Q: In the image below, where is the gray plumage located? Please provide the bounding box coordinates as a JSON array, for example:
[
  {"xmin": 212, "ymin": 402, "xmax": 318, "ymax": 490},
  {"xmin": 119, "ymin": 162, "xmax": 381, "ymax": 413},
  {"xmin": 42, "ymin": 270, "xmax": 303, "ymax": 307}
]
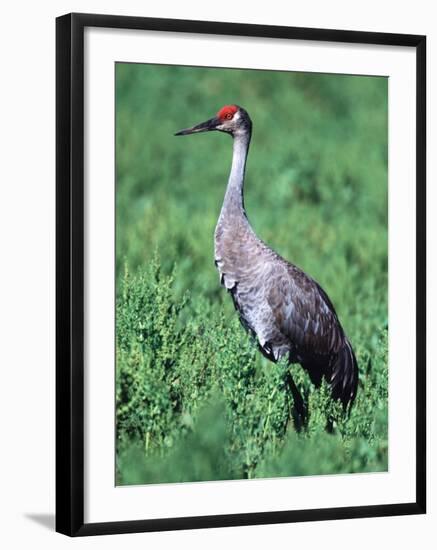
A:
[{"xmin": 176, "ymin": 105, "xmax": 358, "ymax": 407}]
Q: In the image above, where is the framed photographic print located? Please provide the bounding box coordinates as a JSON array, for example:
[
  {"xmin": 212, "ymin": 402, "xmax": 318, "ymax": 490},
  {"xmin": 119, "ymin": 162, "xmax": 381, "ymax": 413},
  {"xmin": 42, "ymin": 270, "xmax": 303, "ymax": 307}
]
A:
[{"xmin": 56, "ymin": 13, "xmax": 426, "ymax": 536}]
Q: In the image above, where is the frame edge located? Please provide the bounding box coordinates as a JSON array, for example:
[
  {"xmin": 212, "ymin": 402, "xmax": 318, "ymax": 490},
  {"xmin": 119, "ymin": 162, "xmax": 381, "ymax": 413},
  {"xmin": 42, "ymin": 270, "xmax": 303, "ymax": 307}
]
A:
[
  {"xmin": 415, "ymin": 35, "xmax": 426, "ymax": 515},
  {"xmin": 56, "ymin": 13, "xmax": 86, "ymax": 537}
]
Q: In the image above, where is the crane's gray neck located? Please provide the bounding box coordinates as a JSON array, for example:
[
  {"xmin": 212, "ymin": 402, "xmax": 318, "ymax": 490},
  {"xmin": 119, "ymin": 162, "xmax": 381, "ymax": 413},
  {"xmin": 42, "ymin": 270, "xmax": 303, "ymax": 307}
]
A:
[{"xmin": 221, "ymin": 132, "xmax": 251, "ymax": 219}]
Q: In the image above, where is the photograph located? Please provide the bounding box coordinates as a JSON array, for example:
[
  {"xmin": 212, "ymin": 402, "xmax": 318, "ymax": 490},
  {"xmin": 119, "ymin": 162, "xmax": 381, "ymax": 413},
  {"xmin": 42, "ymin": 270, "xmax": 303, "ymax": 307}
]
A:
[
  {"xmin": 1, "ymin": 1, "xmax": 430, "ymax": 545},
  {"xmin": 115, "ymin": 62, "xmax": 389, "ymax": 486}
]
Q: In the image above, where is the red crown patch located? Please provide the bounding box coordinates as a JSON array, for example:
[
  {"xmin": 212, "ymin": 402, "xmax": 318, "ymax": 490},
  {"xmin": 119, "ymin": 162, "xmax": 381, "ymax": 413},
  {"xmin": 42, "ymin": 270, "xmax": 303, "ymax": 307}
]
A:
[{"xmin": 217, "ymin": 104, "xmax": 238, "ymax": 121}]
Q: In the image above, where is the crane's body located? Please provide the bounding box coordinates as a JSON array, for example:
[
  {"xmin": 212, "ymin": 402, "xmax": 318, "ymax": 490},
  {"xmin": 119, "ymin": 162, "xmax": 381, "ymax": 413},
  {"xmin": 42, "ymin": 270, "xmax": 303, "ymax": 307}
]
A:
[{"xmin": 176, "ymin": 105, "xmax": 358, "ymax": 407}]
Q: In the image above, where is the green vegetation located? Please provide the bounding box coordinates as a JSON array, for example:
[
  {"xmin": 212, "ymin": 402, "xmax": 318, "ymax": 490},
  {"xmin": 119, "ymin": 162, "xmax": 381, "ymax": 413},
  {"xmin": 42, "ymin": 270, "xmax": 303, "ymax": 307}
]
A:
[{"xmin": 115, "ymin": 63, "xmax": 388, "ymax": 484}]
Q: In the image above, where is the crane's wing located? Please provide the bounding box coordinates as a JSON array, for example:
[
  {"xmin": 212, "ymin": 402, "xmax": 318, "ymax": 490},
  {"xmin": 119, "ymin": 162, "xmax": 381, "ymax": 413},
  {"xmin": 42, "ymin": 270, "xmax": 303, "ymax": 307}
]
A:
[
  {"xmin": 266, "ymin": 261, "xmax": 358, "ymax": 404},
  {"xmin": 267, "ymin": 263, "xmax": 344, "ymax": 358}
]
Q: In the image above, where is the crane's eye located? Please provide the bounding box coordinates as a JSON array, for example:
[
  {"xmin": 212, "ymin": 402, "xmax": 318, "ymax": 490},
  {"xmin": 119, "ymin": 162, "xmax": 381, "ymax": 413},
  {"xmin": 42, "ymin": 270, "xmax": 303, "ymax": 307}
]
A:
[{"xmin": 225, "ymin": 113, "xmax": 233, "ymax": 120}]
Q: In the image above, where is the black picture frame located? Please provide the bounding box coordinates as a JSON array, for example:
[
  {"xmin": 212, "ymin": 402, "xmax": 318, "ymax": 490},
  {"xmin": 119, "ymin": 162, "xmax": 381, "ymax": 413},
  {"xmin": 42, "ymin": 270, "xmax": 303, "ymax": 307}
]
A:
[{"xmin": 56, "ymin": 12, "xmax": 426, "ymax": 537}]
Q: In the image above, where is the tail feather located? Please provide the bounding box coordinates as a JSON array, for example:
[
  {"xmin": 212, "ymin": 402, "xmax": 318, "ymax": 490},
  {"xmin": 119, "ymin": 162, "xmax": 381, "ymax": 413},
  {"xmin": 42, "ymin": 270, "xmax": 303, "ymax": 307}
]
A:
[{"xmin": 330, "ymin": 338, "xmax": 358, "ymax": 406}]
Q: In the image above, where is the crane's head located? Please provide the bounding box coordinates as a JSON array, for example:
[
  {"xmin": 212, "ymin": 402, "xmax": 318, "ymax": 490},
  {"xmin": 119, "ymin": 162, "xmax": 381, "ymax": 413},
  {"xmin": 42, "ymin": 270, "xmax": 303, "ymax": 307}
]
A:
[{"xmin": 175, "ymin": 105, "xmax": 252, "ymax": 138}]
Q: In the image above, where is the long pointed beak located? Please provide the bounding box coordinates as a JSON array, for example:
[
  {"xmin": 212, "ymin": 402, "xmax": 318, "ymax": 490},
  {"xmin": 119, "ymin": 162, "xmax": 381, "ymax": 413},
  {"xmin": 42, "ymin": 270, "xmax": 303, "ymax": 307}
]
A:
[{"xmin": 174, "ymin": 116, "xmax": 220, "ymax": 136}]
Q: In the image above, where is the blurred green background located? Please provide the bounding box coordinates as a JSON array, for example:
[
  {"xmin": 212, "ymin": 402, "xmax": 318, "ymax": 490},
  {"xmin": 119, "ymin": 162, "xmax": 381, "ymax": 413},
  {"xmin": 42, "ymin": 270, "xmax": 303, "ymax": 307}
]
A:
[{"xmin": 115, "ymin": 63, "xmax": 388, "ymax": 485}]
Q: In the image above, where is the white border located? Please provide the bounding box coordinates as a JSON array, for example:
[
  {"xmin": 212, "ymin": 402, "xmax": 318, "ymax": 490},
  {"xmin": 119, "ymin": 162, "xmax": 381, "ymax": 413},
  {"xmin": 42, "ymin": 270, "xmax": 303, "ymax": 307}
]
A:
[{"xmin": 84, "ymin": 27, "xmax": 416, "ymax": 523}]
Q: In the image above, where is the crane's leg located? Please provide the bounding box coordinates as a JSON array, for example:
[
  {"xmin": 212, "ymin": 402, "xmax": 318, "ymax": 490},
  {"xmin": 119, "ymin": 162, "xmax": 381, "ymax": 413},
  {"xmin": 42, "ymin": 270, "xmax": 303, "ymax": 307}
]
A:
[{"xmin": 285, "ymin": 370, "xmax": 307, "ymax": 429}]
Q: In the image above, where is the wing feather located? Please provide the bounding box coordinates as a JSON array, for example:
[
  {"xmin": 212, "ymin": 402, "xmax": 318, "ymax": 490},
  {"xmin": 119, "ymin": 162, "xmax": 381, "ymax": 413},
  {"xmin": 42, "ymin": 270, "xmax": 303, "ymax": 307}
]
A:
[{"xmin": 266, "ymin": 262, "xmax": 344, "ymax": 359}]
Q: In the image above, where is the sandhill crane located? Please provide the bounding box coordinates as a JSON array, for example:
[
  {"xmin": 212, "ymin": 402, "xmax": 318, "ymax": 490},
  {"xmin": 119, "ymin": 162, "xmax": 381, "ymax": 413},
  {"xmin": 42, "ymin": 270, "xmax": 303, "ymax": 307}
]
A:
[{"xmin": 175, "ymin": 104, "xmax": 358, "ymax": 411}]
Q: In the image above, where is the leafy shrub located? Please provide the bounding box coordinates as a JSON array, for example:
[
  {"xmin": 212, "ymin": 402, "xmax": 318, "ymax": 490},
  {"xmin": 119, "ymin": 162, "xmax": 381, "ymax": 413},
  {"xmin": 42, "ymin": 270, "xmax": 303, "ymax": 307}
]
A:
[{"xmin": 116, "ymin": 259, "xmax": 388, "ymax": 484}]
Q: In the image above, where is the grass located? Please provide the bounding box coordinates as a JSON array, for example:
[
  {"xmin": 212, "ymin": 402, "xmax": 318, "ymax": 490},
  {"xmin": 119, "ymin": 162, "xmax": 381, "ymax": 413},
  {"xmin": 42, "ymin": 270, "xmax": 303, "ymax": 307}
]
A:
[{"xmin": 115, "ymin": 63, "xmax": 388, "ymax": 485}]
